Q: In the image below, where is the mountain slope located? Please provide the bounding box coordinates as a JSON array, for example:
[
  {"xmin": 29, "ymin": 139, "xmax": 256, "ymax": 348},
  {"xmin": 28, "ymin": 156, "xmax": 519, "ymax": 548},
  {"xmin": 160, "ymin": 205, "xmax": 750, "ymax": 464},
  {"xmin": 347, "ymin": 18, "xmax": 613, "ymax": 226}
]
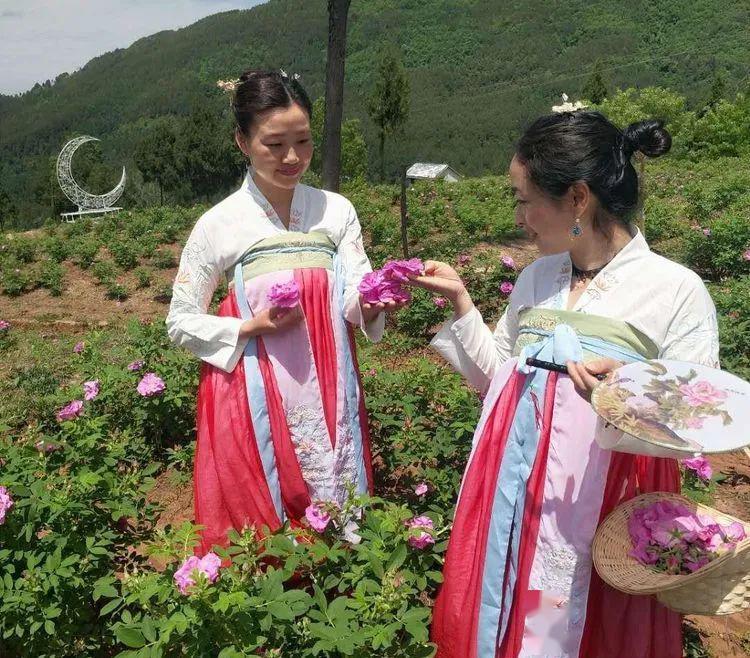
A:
[{"xmin": 1, "ymin": 0, "xmax": 748, "ymax": 219}]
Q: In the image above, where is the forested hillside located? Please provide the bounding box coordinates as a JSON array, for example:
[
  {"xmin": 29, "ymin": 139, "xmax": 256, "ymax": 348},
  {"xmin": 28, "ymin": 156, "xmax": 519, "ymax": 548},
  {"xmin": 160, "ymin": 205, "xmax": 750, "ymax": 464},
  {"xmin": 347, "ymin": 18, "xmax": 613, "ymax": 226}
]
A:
[{"xmin": 1, "ymin": 0, "xmax": 749, "ymax": 223}]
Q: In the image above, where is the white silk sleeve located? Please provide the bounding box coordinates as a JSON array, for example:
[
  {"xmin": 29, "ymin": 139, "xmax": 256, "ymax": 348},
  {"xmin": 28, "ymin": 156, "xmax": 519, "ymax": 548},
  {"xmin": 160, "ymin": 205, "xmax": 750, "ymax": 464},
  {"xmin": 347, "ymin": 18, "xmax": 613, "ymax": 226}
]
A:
[
  {"xmin": 339, "ymin": 201, "xmax": 385, "ymax": 342},
  {"xmin": 430, "ymin": 304, "xmax": 518, "ymax": 393},
  {"xmin": 165, "ymin": 221, "xmax": 246, "ymax": 372}
]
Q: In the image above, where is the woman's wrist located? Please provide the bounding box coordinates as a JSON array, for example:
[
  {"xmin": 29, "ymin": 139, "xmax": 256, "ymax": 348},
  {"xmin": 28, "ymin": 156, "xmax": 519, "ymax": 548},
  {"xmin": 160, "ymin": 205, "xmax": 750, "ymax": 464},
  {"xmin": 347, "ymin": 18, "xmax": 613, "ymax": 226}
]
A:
[
  {"xmin": 450, "ymin": 288, "xmax": 474, "ymax": 319},
  {"xmin": 239, "ymin": 318, "xmax": 257, "ymax": 340}
]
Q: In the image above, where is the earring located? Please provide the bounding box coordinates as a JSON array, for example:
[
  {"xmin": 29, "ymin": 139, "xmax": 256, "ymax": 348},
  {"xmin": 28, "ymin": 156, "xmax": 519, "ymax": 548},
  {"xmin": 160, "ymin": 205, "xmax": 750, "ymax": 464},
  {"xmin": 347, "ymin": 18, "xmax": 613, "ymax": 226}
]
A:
[{"xmin": 571, "ymin": 218, "xmax": 583, "ymax": 238}]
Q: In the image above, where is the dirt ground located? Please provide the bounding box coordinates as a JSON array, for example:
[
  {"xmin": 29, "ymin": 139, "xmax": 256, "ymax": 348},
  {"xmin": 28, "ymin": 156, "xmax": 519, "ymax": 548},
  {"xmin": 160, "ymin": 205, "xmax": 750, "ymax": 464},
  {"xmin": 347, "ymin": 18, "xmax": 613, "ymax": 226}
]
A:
[{"xmin": 4, "ymin": 239, "xmax": 749, "ymax": 656}]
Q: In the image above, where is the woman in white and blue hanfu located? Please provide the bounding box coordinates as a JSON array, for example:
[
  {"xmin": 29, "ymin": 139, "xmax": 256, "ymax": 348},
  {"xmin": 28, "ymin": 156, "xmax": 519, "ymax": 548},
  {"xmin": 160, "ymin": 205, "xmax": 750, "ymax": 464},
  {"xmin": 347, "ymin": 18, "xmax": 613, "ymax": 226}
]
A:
[{"xmin": 412, "ymin": 112, "xmax": 719, "ymax": 658}]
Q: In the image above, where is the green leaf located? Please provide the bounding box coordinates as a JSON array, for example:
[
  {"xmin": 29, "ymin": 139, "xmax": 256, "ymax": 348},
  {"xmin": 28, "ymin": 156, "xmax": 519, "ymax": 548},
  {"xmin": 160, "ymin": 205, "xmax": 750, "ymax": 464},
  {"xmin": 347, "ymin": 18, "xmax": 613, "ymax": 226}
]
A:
[
  {"xmin": 386, "ymin": 543, "xmax": 408, "ymax": 571},
  {"xmin": 141, "ymin": 617, "xmax": 157, "ymax": 643},
  {"xmin": 116, "ymin": 626, "xmax": 147, "ymax": 648},
  {"xmin": 100, "ymin": 598, "xmax": 122, "ymax": 617},
  {"xmin": 44, "ymin": 620, "xmax": 55, "ymax": 635}
]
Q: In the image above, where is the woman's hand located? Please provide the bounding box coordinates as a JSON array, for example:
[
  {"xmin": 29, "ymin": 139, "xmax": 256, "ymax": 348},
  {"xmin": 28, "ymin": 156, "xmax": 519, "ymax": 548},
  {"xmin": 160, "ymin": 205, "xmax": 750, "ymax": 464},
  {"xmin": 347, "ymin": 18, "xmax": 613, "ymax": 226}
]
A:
[
  {"xmin": 360, "ymin": 297, "xmax": 410, "ymax": 324},
  {"xmin": 566, "ymin": 358, "xmax": 622, "ymax": 401},
  {"xmin": 406, "ymin": 260, "xmax": 474, "ymax": 317},
  {"xmin": 239, "ymin": 305, "xmax": 303, "ymax": 340}
]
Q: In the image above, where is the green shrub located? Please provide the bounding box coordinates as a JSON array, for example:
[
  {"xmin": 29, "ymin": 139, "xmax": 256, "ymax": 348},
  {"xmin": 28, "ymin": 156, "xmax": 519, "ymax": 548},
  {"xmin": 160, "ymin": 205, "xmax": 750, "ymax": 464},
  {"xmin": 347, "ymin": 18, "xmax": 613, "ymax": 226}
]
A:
[
  {"xmin": 37, "ymin": 259, "xmax": 65, "ymax": 296},
  {"xmin": 134, "ymin": 267, "xmax": 152, "ymax": 289},
  {"xmin": 71, "ymin": 238, "xmax": 100, "ymax": 269},
  {"xmin": 109, "ymin": 240, "xmax": 139, "ymax": 270},
  {"xmin": 683, "ymin": 213, "xmax": 750, "ymax": 280},
  {"xmin": 43, "ymin": 235, "xmax": 70, "ymax": 263},
  {"xmin": 711, "ymin": 276, "xmax": 750, "ymax": 380},
  {"xmin": 92, "ymin": 260, "xmax": 118, "ymax": 285},
  {"xmin": 106, "ymin": 283, "xmax": 129, "ymax": 301},
  {"xmin": 0, "ymin": 416, "xmax": 160, "ymax": 657},
  {"xmin": 9, "ymin": 236, "xmax": 36, "ymax": 263},
  {"xmin": 1, "ymin": 260, "xmax": 31, "ymax": 296},
  {"xmin": 151, "ymin": 249, "xmax": 176, "ymax": 270},
  {"xmin": 103, "ymin": 497, "xmax": 443, "ymax": 657}
]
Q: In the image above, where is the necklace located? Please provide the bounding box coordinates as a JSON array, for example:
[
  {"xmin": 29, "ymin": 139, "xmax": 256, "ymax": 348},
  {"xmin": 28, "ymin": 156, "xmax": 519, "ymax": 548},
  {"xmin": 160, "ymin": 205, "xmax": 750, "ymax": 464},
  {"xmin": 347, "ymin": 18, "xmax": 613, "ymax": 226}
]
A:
[{"xmin": 571, "ymin": 260, "xmax": 609, "ymax": 281}]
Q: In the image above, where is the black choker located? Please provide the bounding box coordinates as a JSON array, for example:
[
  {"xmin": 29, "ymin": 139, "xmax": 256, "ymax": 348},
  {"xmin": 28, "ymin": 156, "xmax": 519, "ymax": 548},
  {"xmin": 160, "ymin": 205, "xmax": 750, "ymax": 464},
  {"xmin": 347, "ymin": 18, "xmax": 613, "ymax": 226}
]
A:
[{"xmin": 571, "ymin": 261, "xmax": 608, "ymax": 281}]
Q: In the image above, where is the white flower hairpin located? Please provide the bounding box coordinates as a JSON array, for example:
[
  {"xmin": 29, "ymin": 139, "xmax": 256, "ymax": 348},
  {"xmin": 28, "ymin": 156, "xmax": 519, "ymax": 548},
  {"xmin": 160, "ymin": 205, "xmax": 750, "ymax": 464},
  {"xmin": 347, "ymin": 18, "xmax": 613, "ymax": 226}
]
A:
[{"xmin": 551, "ymin": 93, "xmax": 588, "ymax": 113}]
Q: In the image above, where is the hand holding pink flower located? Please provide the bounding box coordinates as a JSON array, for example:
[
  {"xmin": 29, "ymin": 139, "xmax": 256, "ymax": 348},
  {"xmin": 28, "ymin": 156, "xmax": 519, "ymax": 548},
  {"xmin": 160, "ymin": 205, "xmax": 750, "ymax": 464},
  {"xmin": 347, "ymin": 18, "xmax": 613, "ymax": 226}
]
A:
[{"xmin": 267, "ymin": 280, "xmax": 300, "ymax": 308}]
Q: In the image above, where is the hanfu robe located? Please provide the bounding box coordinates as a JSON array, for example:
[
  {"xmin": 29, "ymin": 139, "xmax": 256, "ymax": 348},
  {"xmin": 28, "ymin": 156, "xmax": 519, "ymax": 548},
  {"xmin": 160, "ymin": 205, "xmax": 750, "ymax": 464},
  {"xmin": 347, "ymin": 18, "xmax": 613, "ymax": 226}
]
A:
[
  {"xmin": 166, "ymin": 173, "xmax": 384, "ymax": 553},
  {"xmin": 429, "ymin": 230, "xmax": 719, "ymax": 658}
]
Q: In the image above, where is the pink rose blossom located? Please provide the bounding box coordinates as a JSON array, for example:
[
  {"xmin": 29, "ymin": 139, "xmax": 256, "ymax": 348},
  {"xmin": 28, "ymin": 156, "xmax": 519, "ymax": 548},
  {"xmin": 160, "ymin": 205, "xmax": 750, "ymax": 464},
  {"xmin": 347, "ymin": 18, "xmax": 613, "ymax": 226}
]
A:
[
  {"xmin": 457, "ymin": 253, "xmax": 471, "ymax": 266},
  {"xmin": 682, "ymin": 456, "xmax": 713, "ymax": 480},
  {"xmin": 414, "ymin": 482, "xmax": 429, "ymax": 496},
  {"xmin": 722, "ymin": 521, "xmax": 747, "ymax": 545},
  {"xmin": 405, "ymin": 515, "xmax": 435, "ymax": 549},
  {"xmin": 0, "ymin": 486, "xmax": 13, "ymax": 525},
  {"xmin": 628, "ymin": 499, "xmax": 746, "ymax": 575},
  {"xmin": 83, "ymin": 380, "xmax": 100, "ymax": 401},
  {"xmin": 679, "ymin": 381, "xmax": 728, "ymax": 407},
  {"xmin": 433, "ymin": 296, "xmax": 447, "ymax": 308},
  {"xmin": 0, "ymin": 320, "xmax": 9, "ymax": 331},
  {"xmin": 499, "ymin": 281, "xmax": 514, "ymax": 296},
  {"xmin": 743, "ymin": 249, "xmax": 750, "ymax": 262},
  {"xmin": 173, "ymin": 552, "xmax": 222, "ymax": 595},
  {"xmin": 73, "ymin": 341, "xmax": 85, "ymax": 354},
  {"xmin": 56, "ymin": 400, "xmax": 84, "ymax": 422},
  {"xmin": 305, "ymin": 503, "xmax": 332, "ymax": 533},
  {"xmin": 381, "ymin": 258, "xmax": 425, "ymax": 283},
  {"xmin": 702, "ymin": 228, "xmax": 711, "ymax": 237},
  {"xmin": 127, "ymin": 359, "xmax": 145, "ymax": 372},
  {"xmin": 501, "ymin": 255, "xmax": 516, "ymax": 269},
  {"xmin": 137, "ymin": 373, "xmax": 166, "ymax": 397},
  {"xmin": 267, "ymin": 280, "xmax": 300, "ymax": 308},
  {"xmin": 358, "ymin": 271, "xmax": 388, "ymax": 304},
  {"xmin": 358, "ymin": 270, "xmax": 411, "ymax": 304},
  {"xmin": 367, "ymin": 368, "xmax": 377, "ymax": 376}
]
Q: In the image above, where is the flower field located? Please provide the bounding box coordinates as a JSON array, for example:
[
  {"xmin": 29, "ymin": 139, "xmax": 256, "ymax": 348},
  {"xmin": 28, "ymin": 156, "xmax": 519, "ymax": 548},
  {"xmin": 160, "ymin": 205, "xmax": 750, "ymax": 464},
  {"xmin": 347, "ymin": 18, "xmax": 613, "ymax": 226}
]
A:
[{"xmin": 1, "ymin": 89, "xmax": 750, "ymax": 657}]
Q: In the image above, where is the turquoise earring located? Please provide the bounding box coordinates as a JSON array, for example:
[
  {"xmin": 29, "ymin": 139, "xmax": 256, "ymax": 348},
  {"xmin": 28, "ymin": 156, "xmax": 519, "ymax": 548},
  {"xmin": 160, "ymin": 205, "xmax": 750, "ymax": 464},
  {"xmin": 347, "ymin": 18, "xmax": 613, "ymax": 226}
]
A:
[{"xmin": 571, "ymin": 218, "xmax": 583, "ymax": 238}]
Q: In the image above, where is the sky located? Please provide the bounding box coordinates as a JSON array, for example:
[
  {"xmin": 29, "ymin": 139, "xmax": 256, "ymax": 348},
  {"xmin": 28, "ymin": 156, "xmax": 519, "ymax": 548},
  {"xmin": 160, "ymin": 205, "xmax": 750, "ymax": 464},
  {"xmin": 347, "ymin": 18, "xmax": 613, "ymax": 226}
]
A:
[{"xmin": 0, "ymin": 0, "xmax": 268, "ymax": 95}]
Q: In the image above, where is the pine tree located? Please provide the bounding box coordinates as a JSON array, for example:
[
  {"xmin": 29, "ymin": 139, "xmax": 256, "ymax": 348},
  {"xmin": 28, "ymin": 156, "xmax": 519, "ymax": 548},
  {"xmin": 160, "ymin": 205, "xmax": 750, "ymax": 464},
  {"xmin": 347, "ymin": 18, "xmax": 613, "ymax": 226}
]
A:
[
  {"xmin": 367, "ymin": 48, "xmax": 410, "ymax": 181},
  {"xmin": 582, "ymin": 61, "xmax": 609, "ymax": 105}
]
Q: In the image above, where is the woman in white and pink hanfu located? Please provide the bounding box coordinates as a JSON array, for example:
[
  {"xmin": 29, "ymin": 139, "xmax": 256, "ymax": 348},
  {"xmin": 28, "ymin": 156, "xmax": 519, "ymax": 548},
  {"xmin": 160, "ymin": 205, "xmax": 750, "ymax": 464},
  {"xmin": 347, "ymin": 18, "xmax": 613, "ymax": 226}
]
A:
[
  {"xmin": 413, "ymin": 112, "xmax": 719, "ymax": 658},
  {"xmin": 166, "ymin": 70, "xmax": 402, "ymax": 554}
]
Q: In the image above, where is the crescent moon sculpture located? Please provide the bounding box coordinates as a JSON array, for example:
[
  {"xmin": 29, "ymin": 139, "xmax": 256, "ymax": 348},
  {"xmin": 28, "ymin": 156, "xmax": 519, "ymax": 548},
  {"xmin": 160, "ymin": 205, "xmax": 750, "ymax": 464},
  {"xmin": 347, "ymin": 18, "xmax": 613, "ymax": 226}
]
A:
[{"xmin": 56, "ymin": 136, "xmax": 126, "ymax": 216}]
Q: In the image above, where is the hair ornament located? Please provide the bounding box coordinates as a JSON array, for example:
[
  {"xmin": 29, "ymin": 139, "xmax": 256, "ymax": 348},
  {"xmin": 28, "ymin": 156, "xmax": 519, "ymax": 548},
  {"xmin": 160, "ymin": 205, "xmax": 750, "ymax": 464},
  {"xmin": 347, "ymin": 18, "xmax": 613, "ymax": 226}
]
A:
[{"xmin": 216, "ymin": 79, "xmax": 239, "ymax": 93}]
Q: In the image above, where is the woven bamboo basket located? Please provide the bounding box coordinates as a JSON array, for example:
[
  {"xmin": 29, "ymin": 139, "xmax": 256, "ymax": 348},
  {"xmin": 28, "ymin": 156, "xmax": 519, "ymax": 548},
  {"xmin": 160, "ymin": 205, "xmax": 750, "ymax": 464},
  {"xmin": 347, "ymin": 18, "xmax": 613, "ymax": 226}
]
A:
[{"xmin": 592, "ymin": 491, "xmax": 750, "ymax": 615}]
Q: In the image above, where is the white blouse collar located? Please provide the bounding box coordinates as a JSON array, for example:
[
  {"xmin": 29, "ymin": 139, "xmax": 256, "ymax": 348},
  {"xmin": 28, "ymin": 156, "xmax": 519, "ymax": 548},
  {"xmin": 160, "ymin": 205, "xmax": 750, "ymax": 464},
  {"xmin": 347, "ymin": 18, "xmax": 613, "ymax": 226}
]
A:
[{"xmin": 242, "ymin": 169, "xmax": 306, "ymax": 232}]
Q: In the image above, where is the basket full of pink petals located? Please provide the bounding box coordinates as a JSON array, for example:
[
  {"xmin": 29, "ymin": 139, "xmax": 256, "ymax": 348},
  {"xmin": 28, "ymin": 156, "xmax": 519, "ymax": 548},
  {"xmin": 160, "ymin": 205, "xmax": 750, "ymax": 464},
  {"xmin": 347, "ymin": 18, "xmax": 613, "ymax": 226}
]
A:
[{"xmin": 593, "ymin": 492, "xmax": 750, "ymax": 615}]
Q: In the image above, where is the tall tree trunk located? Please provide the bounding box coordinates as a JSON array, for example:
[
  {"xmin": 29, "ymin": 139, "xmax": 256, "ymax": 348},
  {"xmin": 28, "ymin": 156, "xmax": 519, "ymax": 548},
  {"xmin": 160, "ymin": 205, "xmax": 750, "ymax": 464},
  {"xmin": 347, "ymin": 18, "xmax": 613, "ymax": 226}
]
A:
[{"xmin": 322, "ymin": 0, "xmax": 351, "ymax": 193}]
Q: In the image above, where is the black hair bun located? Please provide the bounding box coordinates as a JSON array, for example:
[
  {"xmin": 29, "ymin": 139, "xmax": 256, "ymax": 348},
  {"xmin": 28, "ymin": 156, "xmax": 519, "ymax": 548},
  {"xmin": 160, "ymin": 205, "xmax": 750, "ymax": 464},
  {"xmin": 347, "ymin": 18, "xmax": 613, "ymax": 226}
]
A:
[{"xmin": 623, "ymin": 119, "xmax": 672, "ymax": 158}]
